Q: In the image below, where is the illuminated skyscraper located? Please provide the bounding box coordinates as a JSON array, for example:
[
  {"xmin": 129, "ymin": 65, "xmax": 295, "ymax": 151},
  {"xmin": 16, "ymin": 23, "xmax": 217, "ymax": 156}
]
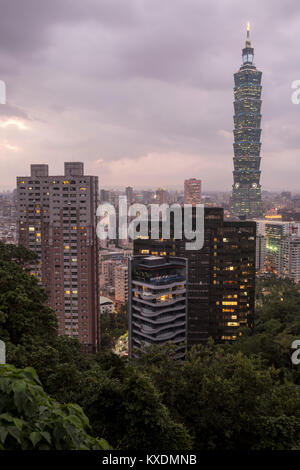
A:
[{"xmin": 230, "ymin": 23, "xmax": 263, "ymax": 219}]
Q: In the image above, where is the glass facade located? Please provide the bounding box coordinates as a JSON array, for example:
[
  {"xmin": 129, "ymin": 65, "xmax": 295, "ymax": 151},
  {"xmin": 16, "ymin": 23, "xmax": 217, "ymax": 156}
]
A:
[
  {"xmin": 133, "ymin": 208, "xmax": 256, "ymax": 348},
  {"xmin": 230, "ymin": 26, "xmax": 263, "ymax": 219}
]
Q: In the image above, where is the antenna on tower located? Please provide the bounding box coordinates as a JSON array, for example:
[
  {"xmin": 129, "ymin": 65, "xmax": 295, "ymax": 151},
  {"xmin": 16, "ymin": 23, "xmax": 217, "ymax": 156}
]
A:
[{"xmin": 246, "ymin": 21, "xmax": 251, "ymax": 47}]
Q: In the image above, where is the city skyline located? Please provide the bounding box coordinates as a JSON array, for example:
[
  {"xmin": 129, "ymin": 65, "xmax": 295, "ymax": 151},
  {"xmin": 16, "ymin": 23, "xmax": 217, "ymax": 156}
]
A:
[
  {"xmin": 2, "ymin": 1, "xmax": 300, "ymax": 455},
  {"xmin": 0, "ymin": 1, "xmax": 299, "ymax": 191}
]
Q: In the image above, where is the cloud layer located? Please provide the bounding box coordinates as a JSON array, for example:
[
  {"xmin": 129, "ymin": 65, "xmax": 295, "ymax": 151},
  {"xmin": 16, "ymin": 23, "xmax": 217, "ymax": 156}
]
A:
[{"xmin": 0, "ymin": 0, "xmax": 299, "ymax": 191}]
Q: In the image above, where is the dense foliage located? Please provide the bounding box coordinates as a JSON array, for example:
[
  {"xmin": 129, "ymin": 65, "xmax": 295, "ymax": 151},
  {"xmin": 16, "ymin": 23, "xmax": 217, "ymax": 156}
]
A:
[
  {"xmin": 1, "ymin": 241, "xmax": 300, "ymax": 450},
  {"xmin": 132, "ymin": 342, "xmax": 300, "ymax": 450},
  {"xmin": 0, "ymin": 364, "xmax": 110, "ymax": 450},
  {"xmin": 232, "ymin": 277, "xmax": 300, "ymax": 382},
  {"xmin": 100, "ymin": 303, "xmax": 128, "ymax": 350}
]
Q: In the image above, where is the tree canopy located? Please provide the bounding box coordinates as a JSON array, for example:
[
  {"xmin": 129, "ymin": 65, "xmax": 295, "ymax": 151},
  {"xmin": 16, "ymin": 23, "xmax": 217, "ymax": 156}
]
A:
[{"xmin": 1, "ymin": 242, "xmax": 300, "ymax": 450}]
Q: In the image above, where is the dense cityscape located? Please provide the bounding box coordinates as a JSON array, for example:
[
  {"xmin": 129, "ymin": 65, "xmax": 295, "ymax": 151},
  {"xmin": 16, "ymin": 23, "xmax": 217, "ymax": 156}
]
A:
[
  {"xmin": 1, "ymin": 0, "xmax": 300, "ymax": 456},
  {"xmin": 2, "ymin": 182, "xmax": 300, "ymax": 357}
]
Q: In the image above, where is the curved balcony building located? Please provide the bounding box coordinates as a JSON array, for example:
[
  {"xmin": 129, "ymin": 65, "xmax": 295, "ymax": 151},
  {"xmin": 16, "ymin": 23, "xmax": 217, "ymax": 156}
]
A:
[{"xmin": 129, "ymin": 255, "xmax": 187, "ymax": 359}]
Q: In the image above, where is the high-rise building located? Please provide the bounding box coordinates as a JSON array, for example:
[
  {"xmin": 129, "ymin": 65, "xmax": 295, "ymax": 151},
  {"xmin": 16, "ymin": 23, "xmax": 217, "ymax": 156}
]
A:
[
  {"xmin": 155, "ymin": 188, "xmax": 167, "ymax": 205},
  {"xmin": 115, "ymin": 263, "xmax": 128, "ymax": 305},
  {"xmin": 100, "ymin": 259, "xmax": 117, "ymax": 287},
  {"xmin": 184, "ymin": 178, "xmax": 202, "ymax": 205},
  {"xmin": 17, "ymin": 163, "xmax": 99, "ymax": 352},
  {"xmin": 125, "ymin": 186, "xmax": 134, "ymax": 206},
  {"xmin": 129, "ymin": 255, "xmax": 187, "ymax": 359},
  {"xmin": 231, "ymin": 23, "xmax": 263, "ymax": 219},
  {"xmin": 100, "ymin": 189, "xmax": 111, "ymax": 203},
  {"xmin": 278, "ymin": 236, "xmax": 300, "ymax": 283},
  {"xmin": 265, "ymin": 223, "xmax": 284, "ymax": 272},
  {"xmin": 100, "ymin": 189, "xmax": 117, "ymax": 206},
  {"xmin": 264, "ymin": 221, "xmax": 299, "ymax": 272},
  {"xmin": 134, "ymin": 208, "xmax": 256, "ymax": 347},
  {"xmin": 281, "ymin": 191, "xmax": 292, "ymax": 201},
  {"xmin": 256, "ymin": 234, "xmax": 266, "ymax": 274},
  {"xmin": 142, "ymin": 190, "xmax": 154, "ymax": 205},
  {"xmin": 252, "ymin": 219, "xmax": 300, "ymax": 273}
]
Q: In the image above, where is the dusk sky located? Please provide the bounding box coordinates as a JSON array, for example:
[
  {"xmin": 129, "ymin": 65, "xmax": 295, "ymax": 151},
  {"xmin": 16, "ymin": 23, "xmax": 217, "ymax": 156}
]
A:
[{"xmin": 0, "ymin": 0, "xmax": 299, "ymax": 191}]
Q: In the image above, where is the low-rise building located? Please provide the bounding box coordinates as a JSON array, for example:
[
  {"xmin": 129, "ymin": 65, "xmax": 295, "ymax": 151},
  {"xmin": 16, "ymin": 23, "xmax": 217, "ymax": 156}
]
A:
[{"xmin": 100, "ymin": 296, "xmax": 114, "ymax": 314}]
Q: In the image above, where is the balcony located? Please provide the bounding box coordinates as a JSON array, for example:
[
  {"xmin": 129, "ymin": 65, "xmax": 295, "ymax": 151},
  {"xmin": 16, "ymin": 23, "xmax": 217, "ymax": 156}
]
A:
[
  {"xmin": 133, "ymin": 274, "xmax": 186, "ymax": 289},
  {"xmin": 132, "ymin": 287, "xmax": 186, "ymax": 301},
  {"xmin": 132, "ymin": 295, "xmax": 186, "ymax": 309},
  {"xmin": 132, "ymin": 320, "xmax": 186, "ymax": 335},
  {"xmin": 132, "ymin": 327, "xmax": 186, "ymax": 343},
  {"xmin": 132, "ymin": 303, "xmax": 186, "ymax": 317},
  {"xmin": 132, "ymin": 311, "xmax": 186, "ymax": 325}
]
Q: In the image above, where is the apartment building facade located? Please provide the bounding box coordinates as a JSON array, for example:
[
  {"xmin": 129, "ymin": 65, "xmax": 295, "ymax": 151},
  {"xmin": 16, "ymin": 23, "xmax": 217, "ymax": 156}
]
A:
[{"xmin": 17, "ymin": 162, "xmax": 99, "ymax": 352}]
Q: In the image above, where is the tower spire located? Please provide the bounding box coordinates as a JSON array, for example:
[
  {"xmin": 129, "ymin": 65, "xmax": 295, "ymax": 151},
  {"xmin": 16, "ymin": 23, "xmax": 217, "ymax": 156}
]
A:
[{"xmin": 245, "ymin": 21, "xmax": 251, "ymax": 47}]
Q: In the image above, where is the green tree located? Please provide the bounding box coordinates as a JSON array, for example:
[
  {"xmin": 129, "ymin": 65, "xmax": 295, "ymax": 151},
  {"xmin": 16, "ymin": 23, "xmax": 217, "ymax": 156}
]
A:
[
  {"xmin": 100, "ymin": 303, "xmax": 128, "ymax": 351},
  {"xmin": 0, "ymin": 364, "xmax": 110, "ymax": 450},
  {"xmin": 133, "ymin": 342, "xmax": 300, "ymax": 450},
  {"xmin": 78, "ymin": 363, "xmax": 192, "ymax": 450},
  {"xmin": 233, "ymin": 278, "xmax": 300, "ymax": 375},
  {"xmin": 0, "ymin": 242, "xmax": 57, "ymax": 359}
]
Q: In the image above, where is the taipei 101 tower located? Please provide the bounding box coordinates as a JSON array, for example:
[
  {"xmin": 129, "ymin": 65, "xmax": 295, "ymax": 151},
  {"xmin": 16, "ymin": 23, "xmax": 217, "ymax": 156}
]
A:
[{"xmin": 230, "ymin": 23, "xmax": 263, "ymax": 219}]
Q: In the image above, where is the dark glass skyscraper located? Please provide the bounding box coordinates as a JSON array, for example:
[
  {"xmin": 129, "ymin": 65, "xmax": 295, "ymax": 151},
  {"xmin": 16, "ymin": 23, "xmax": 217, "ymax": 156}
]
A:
[
  {"xmin": 230, "ymin": 23, "xmax": 263, "ymax": 219},
  {"xmin": 134, "ymin": 208, "xmax": 256, "ymax": 348}
]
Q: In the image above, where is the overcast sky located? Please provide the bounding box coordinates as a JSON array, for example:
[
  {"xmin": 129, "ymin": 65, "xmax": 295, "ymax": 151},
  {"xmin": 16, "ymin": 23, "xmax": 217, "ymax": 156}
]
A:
[{"xmin": 0, "ymin": 0, "xmax": 299, "ymax": 192}]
